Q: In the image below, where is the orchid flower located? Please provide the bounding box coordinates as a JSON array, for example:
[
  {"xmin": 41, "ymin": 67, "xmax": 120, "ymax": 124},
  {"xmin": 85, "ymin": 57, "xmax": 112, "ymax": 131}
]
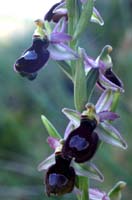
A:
[
  {"xmin": 38, "ymin": 139, "xmax": 104, "ymax": 196},
  {"xmin": 62, "ymin": 90, "xmax": 127, "ymax": 150},
  {"xmin": 14, "ymin": 18, "xmax": 78, "ymax": 80},
  {"xmin": 83, "ymin": 45, "xmax": 124, "ymax": 92},
  {"xmin": 37, "ymin": 91, "xmax": 127, "ymax": 197},
  {"xmin": 44, "ymin": 0, "xmax": 67, "ymax": 23},
  {"xmin": 38, "ymin": 136, "xmax": 104, "ymax": 181},
  {"xmin": 44, "ymin": 0, "xmax": 104, "ymax": 26},
  {"xmin": 45, "ymin": 152, "xmax": 75, "ymax": 196},
  {"xmin": 13, "ymin": 0, "xmax": 127, "ymax": 198},
  {"xmin": 37, "ymin": 111, "xmax": 105, "ymax": 196}
]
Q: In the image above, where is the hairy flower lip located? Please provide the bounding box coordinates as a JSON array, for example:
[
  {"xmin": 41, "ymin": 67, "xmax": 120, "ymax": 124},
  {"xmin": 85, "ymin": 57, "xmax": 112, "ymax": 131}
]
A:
[
  {"xmin": 46, "ymin": 165, "xmax": 75, "ymax": 196},
  {"xmin": 62, "ymin": 117, "xmax": 99, "ymax": 163},
  {"xmin": 14, "ymin": 38, "xmax": 50, "ymax": 77},
  {"xmin": 44, "ymin": 0, "xmax": 66, "ymax": 23},
  {"xmin": 45, "ymin": 153, "xmax": 75, "ymax": 196},
  {"xmin": 99, "ymin": 71, "xmax": 124, "ymax": 92}
]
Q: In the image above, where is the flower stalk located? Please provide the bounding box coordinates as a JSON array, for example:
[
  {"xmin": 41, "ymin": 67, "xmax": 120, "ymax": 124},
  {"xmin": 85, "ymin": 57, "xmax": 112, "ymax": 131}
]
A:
[{"xmin": 14, "ymin": 0, "xmax": 127, "ymax": 199}]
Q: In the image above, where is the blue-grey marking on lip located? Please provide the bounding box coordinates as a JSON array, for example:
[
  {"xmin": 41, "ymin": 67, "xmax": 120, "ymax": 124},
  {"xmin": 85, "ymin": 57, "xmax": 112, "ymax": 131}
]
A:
[
  {"xmin": 49, "ymin": 173, "xmax": 68, "ymax": 187},
  {"xmin": 69, "ymin": 135, "xmax": 89, "ymax": 151},
  {"xmin": 24, "ymin": 50, "xmax": 38, "ymax": 60}
]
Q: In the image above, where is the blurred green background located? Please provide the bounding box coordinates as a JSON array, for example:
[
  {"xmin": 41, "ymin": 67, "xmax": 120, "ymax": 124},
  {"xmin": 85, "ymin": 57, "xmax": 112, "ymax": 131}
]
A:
[{"xmin": 0, "ymin": 0, "xmax": 132, "ymax": 199}]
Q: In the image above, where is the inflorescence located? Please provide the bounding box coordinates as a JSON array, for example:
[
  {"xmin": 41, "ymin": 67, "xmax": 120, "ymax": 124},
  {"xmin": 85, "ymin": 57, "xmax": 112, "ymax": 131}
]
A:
[{"xmin": 14, "ymin": 0, "xmax": 127, "ymax": 199}]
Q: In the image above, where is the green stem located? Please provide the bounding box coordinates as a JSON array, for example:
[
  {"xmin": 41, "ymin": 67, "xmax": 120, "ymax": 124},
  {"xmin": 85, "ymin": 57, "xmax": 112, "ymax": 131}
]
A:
[
  {"xmin": 73, "ymin": 0, "xmax": 94, "ymax": 40},
  {"xmin": 66, "ymin": 0, "xmax": 76, "ymax": 36},
  {"xmin": 79, "ymin": 176, "xmax": 89, "ymax": 200},
  {"xmin": 111, "ymin": 91, "xmax": 120, "ymax": 112},
  {"xmin": 66, "ymin": 0, "xmax": 80, "ymax": 78}
]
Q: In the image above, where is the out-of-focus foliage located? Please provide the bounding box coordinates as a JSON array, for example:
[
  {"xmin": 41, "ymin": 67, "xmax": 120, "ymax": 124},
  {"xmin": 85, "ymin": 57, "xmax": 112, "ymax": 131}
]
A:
[{"xmin": 0, "ymin": 0, "xmax": 132, "ymax": 199}]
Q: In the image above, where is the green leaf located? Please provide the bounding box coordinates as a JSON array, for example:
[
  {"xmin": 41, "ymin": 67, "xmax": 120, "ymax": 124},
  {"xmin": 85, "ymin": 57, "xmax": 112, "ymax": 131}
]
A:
[
  {"xmin": 56, "ymin": 61, "xmax": 73, "ymax": 81},
  {"xmin": 41, "ymin": 115, "xmax": 62, "ymax": 139},
  {"xmin": 74, "ymin": 52, "xmax": 87, "ymax": 112},
  {"xmin": 110, "ymin": 91, "xmax": 120, "ymax": 112},
  {"xmin": 62, "ymin": 108, "xmax": 80, "ymax": 127},
  {"xmin": 108, "ymin": 181, "xmax": 126, "ymax": 200},
  {"xmin": 73, "ymin": 0, "xmax": 94, "ymax": 39},
  {"xmin": 86, "ymin": 68, "xmax": 99, "ymax": 101}
]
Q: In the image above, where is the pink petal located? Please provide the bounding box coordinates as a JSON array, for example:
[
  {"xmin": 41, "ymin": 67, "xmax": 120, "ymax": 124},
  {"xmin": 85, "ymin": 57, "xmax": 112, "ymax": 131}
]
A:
[
  {"xmin": 47, "ymin": 136, "xmax": 60, "ymax": 150},
  {"xmin": 89, "ymin": 188, "xmax": 110, "ymax": 200},
  {"xmin": 50, "ymin": 32, "xmax": 72, "ymax": 43},
  {"xmin": 98, "ymin": 111, "xmax": 119, "ymax": 122}
]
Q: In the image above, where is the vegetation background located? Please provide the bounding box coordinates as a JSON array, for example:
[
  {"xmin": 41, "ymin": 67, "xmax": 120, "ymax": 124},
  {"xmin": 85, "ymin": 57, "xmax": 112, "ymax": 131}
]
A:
[{"xmin": 0, "ymin": 0, "xmax": 132, "ymax": 199}]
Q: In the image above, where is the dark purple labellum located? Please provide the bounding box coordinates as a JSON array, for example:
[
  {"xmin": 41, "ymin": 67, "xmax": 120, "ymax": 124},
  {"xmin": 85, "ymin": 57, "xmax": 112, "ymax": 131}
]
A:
[
  {"xmin": 69, "ymin": 135, "xmax": 89, "ymax": 151},
  {"xmin": 44, "ymin": 2, "xmax": 61, "ymax": 22},
  {"xmin": 45, "ymin": 153, "xmax": 75, "ymax": 196},
  {"xmin": 97, "ymin": 80, "xmax": 105, "ymax": 90},
  {"xmin": 52, "ymin": 13, "xmax": 68, "ymax": 23},
  {"xmin": 19, "ymin": 71, "xmax": 38, "ymax": 81},
  {"xmin": 49, "ymin": 173, "xmax": 68, "ymax": 187},
  {"xmin": 14, "ymin": 38, "xmax": 50, "ymax": 79},
  {"xmin": 44, "ymin": 0, "xmax": 68, "ymax": 23},
  {"xmin": 97, "ymin": 68, "xmax": 123, "ymax": 90},
  {"xmin": 62, "ymin": 117, "xmax": 99, "ymax": 163},
  {"xmin": 105, "ymin": 68, "xmax": 123, "ymax": 88}
]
